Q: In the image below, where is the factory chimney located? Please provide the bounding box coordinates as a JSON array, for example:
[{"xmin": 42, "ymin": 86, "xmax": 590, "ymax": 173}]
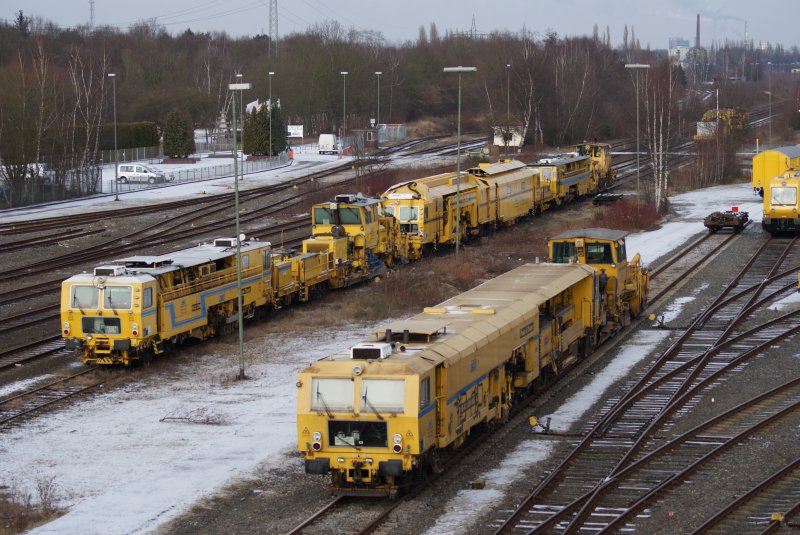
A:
[{"xmin": 695, "ymin": 14, "xmax": 700, "ymax": 48}]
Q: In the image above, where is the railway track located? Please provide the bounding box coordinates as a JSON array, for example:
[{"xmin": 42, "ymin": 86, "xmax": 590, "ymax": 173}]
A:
[
  {"xmin": 0, "ymin": 337, "xmax": 68, "ymax": 372},
  {"xmin": 281, "ymin": 219, "xmax": 766, "ymax": 534},
  {"xmin": 491, "ymin": 235, "xmax": 800, "ymax": 533},
  {"xmin": 0, "ymin": 368, "xmax": 108, "ymax": 429}
]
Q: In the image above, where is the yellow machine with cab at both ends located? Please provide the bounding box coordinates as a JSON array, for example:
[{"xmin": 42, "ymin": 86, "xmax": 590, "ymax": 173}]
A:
[
  {"xmin": 297, "ymin": 262, "xmax": 611, "ymax": 497},
  {"xmin": 61, "ymin": 236, "xmax": 333, "ymax": 365}
]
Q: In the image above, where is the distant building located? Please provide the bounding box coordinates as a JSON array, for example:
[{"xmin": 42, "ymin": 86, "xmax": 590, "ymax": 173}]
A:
[
  {"xmin": 669, "ymin": 37, "xmax": 690, "ymax": 49},
  {"xmin": 759, "ymin": 41, "xmax": 771, "ymax": 51},
  {"xmin": 668, "ymin": 37, "xmax": 692, "ymax": 66}
]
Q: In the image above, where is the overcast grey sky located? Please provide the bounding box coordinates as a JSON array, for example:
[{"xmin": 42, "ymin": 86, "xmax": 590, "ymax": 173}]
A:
[{"xmin": 7, "ymin": 0, "xmax": 798, "ymax": 50}]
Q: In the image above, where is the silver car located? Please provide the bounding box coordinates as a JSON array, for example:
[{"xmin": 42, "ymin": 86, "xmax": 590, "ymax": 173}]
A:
[{"xmin": 117, "ymin": 164, "xmax": 171, "ymax": 184}]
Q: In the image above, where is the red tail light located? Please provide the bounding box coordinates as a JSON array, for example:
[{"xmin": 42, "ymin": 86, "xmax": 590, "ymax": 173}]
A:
[
  {"xmin": 131, "ymin": 323, "xmax": 139, "ymax": 337},
  {"xmin": 63, "ymin": 322, "xmax": 70, "ymax": 336}
]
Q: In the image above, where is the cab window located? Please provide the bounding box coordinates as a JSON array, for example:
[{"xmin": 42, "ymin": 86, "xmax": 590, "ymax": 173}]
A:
[
  {"xmin": 383, "ymin": 205, "xmax": 395, "ymax": 218},
  {"xmin": 311, "ymin": 378, "xmax": 354, "ymax": 412},
  {"xmin": 143, "ymin": 287, "xmax": 153, "ymax": 308},
  {"xmin": 771, "ymin": 187, "xmax": 797, "ymax": 206},
  {"xmin": 313, "ymin": 206, "xmax": 334, "ymax": 225},
  {"xmin": 420, "ymin": 377, "xmax": 430, "ymax": 410},
  {"xmin": 550, "ymin": 242, "xmax": 577, "ymax": 263},
  {"xmin": 338, "ymin": 207, "xmax": 361, "ymax": 225},
  {"xmin": 585, "ymin": 242, "xmax": 613, "ymax": 264},
  {"xmin": 361, "ymin": 379, "xmax": 405, "ymax": 413},
  {"xmin": 103, "ymin": 286, "xmax": 132, "ymax": 309},
  {"xmin": 71, "ymin": 286, "xmax": 98, "ymax": 308},
  {"xmin": 398, "ymin": 206, "xmax": 419, "ymax": 221}
]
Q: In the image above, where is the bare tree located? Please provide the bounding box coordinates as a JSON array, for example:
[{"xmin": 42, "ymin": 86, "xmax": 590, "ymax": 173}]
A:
[{"xmin": 640, "ymin": 59, "xmax": 677, "ymax": 212}]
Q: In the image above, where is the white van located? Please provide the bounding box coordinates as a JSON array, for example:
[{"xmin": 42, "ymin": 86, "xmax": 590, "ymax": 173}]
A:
[
  {"xmin": 117, "ymin": 164, "xmax": 171, "ymax": 184},
  {"xmin": 318, "ymin": 134, "xmax": 338, "ymax": 155}
]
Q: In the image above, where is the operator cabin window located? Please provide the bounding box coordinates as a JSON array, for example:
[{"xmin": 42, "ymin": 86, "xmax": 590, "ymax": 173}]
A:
[
  {"xmin": 551, "ymin": 242, "xmax": 577, "ymax": 263},
  {"xmin": 143, "ymin": 287, "xmax": 153, "ymax": 308},
  {"xmin": 771, "ymin": 186, "xmax": 798, "ymax": 206},
  {"xmin": 398, "ymin": 206, "xmax": 419, "ymax": 222},
  {"xmin": 585, "ymin": 242, "xmax": 613, "ymax": 264},
  {"xmin": 71, "ymin": 286, "xmax": 99, "ymax": 308},
  {"xmin": 338, "ymin": 207, "xmax": 361, "ymax": 225},
  {"xmin": 103, "ymin": 286, "xmax": 132, "ymax": 309},
  {"xmin": 361, "ymin": 379, "xmax": 405, "ymax": 413},
  {"xmin": 420, "ymin": 377, "xmax": 430, "ymax": 410},
  {"xmin": 313, "ymin": 206, "xmax": 334, "ymax": 225},
  {"xmin": 311, "ymin": 378, "xmax": 354, "ymax": 412}
]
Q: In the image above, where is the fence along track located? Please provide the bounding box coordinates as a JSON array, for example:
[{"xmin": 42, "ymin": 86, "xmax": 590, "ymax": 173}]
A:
[{"xmin": 492, "ymin": 236, "xmax": 800, "ymax": 534}]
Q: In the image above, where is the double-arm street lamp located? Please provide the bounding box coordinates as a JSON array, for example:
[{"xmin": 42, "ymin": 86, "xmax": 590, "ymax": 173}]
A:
[
  {"xmin": 443, "ymin": 66, "xmax": 477, "ymax": 261},
  {"xmin": 229, "ymin": 79, "xmax": 251, "ymax": 380},
  {"xmin": 625, "ymin": 63, "xmax": 650, "ymax": 210},
  {"xmin": 108, "ymin": 73, "xmax": 119, "ymax": 201}
]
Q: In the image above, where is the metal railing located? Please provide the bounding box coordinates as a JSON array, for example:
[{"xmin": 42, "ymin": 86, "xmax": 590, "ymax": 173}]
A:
[{"xmin": 103, "ymin": 151, "xmax": 290, "ymax": 194}]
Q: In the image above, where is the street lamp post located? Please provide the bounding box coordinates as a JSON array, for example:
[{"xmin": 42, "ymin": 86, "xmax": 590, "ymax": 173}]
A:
[
  {"xmin": 229, "ymin": 79, "xmax": 251, "ymax": 380},
  {"xmin": 443, "ymin": 66, "xmax": 477, "ymax": 261},
  {"xmin": 375, "ymin": 71, "xmax": 382, "ymax": 142},
  {"xmin": 108, "ymin": 73, "xmax": 119, "ymax": 201},
  {"xmin": 340, "ymin": 71, "xmax": 348, "ymax": 146},
  {"xmin": 506, "ymin": 63, "xmax": 511, "ymax": 154},
  {"xmin": 625, "ymin": 63, "xmax": 650, "ymax": 210},
  {"xmin": 268, "ymin": 71, "xmax": 274, "ymax": 158},
  {"xmin": 768, "ymin": 61, "xmax": 772, "ymax": 148},
  {"xmin": 236, "ymin": 73, "xmax": 245, "ymax": 179}
]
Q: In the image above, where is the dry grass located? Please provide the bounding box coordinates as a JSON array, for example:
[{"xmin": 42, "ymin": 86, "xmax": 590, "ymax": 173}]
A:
[
  {"xmin": 0, "ymin": 475, "xmax": 64, "ymax": 534},
  {"xmin": 590, "ymin": 199, "xmax": 661, "ymax": 230}
]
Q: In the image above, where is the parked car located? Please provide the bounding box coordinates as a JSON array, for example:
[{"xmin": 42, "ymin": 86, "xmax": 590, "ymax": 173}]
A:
[
  {"xmin": 116, "ymin": 164, "xmax": 171, "ymax": 184},
  {"xmin": 318, "ymin": 134, "xmax": 338, "ymax": 155}
]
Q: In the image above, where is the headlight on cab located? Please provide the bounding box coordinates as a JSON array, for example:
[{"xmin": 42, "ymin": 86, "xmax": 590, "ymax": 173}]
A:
[{"xmin": 392, "ymin": 433, "xmax": 403, "ymax": 453}]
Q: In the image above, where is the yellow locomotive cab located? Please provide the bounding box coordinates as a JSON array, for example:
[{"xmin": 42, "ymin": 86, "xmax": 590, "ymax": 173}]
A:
[
  {"xmin": 548, "ymin": 228, "xmax": 649, "ymax": 339},
  {"xmin": 761, "ymin": 171, "xmax": 800, "ymax": 235}
]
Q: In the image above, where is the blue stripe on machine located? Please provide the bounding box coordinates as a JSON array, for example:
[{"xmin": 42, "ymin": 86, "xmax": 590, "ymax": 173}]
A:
[
  {"xmin": 447, "ymin": 372, "xmax": 488, "ymax": 405},
  {"xmin": 418, "ymin": 402, "xmax": 436, "ymax": 418},
  {"xmin": 164, "ymin": 274, "xmax": 264, "ymax": 328}
]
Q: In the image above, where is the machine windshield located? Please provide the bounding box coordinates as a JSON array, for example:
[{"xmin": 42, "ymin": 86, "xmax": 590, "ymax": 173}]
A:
[
  {"xmin": 771, "ymin": 187, "xmax": 797, "ymax": 206},
  {"xmin": 103, "ymin": 286, "xmax": 132, "ymax": 309},
  {"xmin": 398, "ymin": 206, "xmax": 419, "ymax": 222},
  {"xmin": 71, "ymin": 286, "xmax": 99, "ymax": 308},
  {"xmin": 585, "ymin": 242, "xmax": 614, "ymax": 264},
  {"xmin": 311, "ymin": 378, "xmax": 354, "ymax": 413},
  {"xmin": 550, "ymin": 242, "xmax": 577, "ymax": 263},
  {"xmin": 361, "ymin": 379, "xmax": 405, "ymax": 413}
]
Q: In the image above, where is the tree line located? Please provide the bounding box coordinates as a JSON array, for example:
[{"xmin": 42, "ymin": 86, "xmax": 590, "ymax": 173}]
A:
[{"xmin": 1, "ymin": 11, "xmax": 798, "ymax": 208}]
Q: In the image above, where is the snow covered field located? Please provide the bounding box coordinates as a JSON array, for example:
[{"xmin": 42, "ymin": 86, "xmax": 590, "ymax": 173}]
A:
[{"xmin": 0, "ymin": 171, "xmax": 769, "ymax": 533}]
